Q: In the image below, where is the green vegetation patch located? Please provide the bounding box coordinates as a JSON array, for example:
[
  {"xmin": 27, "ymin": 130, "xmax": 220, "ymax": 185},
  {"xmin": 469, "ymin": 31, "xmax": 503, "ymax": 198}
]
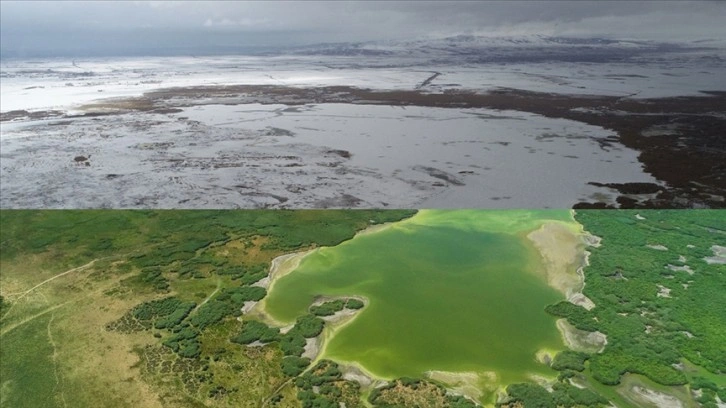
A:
[
  {"xmin": 310, "ymin": 299, "xmax": 346, "ymax": 316},
  {"xmin": 281, "ymin": 356, "xmax": 312, "ymax": 377},
  {"xmin": 0, "ymin": 314, "xmax": 58, "ymax": 408},
  {"xmin": 291, "ymin": 314, "xmax": 325, "ymax": 338},
  {"xmin": 551, "ymin": 350, "xmax": 589, "ymax": 372},
  {"xmin": 345, "ymin": 298, "xmax": 364, "ymax": 309},
  {"xmin": 106, "ymin": 296, "xmax": 196, "ymax": 333},
  {"xmin": 292, "ymin": 360, "xmax": 362, "ymax": 408},
  {"xmin": 310, "ymin": 298, "xmax": 366, "ymax": 316},
  {"xmin": 232, "ymin": 320, "xmax": 281, "ymax": 345},
  {"xmin": 502, "ymin": 381, "xmax": 608, "ymax": 408},
  {"xmin": 548, "ymin": 210, "xmax": 726, "ymax": 392}
]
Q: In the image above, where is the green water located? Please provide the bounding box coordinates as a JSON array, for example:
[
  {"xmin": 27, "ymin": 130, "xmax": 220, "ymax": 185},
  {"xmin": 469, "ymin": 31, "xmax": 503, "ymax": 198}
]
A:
[{"xmin": 263, "ymin": 210, "xmax": 577, "ymax": 393}]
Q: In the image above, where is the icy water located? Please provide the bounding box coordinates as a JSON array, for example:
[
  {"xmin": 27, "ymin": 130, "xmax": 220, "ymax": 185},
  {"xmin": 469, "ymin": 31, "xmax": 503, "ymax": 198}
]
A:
[
  {"xmin": 262, "ymin": 210, "xmax": 578, "ymax": 399},
  {"xmin": 0, "ymin": 103, "xmax": 658, "ymax": 208},
  {"xmin": 179, "ymin": 103, "xmax": 658, "ymax": 207}
]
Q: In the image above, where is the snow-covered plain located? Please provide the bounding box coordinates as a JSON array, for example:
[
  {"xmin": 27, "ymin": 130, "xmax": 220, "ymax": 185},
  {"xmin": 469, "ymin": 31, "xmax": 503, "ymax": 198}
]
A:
[
  {"xmin": 0, "ymin": 49, "xmax": 726, "ymax": 112},
  {"xmin": 0, "ymin": 103, "xmax": 657, "ymax": 208},
  {"xmin": 1, "ymin": 36, "xmax": 723, "ymax": 208}
]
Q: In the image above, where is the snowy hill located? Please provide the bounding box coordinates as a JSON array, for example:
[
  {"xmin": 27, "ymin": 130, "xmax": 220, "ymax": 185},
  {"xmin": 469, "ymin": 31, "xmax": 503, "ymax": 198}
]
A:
[{"xmin": 290, "ymin": 35, "xmax": 721, "ymax": 64}]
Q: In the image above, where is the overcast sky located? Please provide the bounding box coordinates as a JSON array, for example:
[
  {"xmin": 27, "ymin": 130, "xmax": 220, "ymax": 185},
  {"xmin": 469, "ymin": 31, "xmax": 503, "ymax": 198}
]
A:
[{"xmin": 2, "ymin": 1, "xmax": 725, "ymax": 57}]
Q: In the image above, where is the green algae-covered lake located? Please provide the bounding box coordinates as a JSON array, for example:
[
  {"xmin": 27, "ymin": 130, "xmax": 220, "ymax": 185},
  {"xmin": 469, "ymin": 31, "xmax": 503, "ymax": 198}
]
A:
[{"xmin": 261, "ymin": 210, "xmax": 580, "ymax": 397}]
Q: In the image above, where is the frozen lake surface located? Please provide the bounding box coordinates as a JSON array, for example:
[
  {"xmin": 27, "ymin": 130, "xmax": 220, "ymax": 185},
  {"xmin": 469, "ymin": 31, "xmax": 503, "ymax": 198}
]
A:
[
  {"xmin": 1, "ymin": 37, "xmax": 723, "ymax": 208},
  {"xmin": 0, "ymin": 103, "xmax": 656, "ymax": 208}
]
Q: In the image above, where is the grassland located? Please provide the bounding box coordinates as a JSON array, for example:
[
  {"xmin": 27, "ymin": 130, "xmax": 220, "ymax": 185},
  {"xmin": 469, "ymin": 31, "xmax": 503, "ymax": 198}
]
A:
[
  {"xmin": 0, "ymin": 210, "xmax": 414, "ymax": 408},
  {"xmin": 1, "ymin": 209, "xmax": 724, "ymax": 408}
]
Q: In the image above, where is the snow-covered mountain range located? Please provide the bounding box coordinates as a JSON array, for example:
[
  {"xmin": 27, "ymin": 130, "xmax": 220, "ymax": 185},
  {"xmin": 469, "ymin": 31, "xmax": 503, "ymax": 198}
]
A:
[{"xmin": 289, "ymin": 34, "xmax": 725, "ymax": 64}]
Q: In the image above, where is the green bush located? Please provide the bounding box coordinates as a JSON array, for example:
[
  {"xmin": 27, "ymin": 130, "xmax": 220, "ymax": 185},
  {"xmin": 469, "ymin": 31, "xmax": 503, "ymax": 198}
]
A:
[
  {"xmin": 691, "ymin": 377, "xmax": 718, "ymax": 391},
  {"xmin": 231, "ymin": 320, "xmax": 280, "ymax": 344},
  {"xmin": 551, "ymin": 382, "xmax": 608, "ymax": 407},
  {"xmin": 551, "ymin": 350, "xmax": 589, "ymax": 372},
  {"xmin": 505, "ymin": 383, "xmax": 555, "ymax": 408},
  {"xmin": 162, "ymin": 326, "xmax": 200, "ymax": 357},
  {"xmin": 345, "ymin": 298, "xmax": 364, "ymax": 309},
  {"xmin": 132, "ymin": 297, "xmax": 195, "ymax": 330},
  {"xmin": 310, "ymin": 300, "xmax": 345, "ymax": 316},
  {"xmin": 154, "ymin": 302, "xmax": 196, "ymax": 330},
  {"xmin": 178, "ymin": 342, "xmax": 201, "ymax": 358},
  {"xmin": 294, "ymin": 314, "xmax": 325, "ymax": 338},
  {"xmin": 138, "ymin": 267, "xmax": 169, "ymax": 292},
  {"xmin": 280, "ymin": 333, "xmax": 306, "ymax": 356},
  {"xmin": 447, "ymin": 395, "xmax": 477, "ymax": 408},
  {"xmin": 281, "ymin": 356, "xmax": 311, "ymax": 377},
  {"xmin": 189, "ymin": 301, "xmax": 230, "ymax": 330}
]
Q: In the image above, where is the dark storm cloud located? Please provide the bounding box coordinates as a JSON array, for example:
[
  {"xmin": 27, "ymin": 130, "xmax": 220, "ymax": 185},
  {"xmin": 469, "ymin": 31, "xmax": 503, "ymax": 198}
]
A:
[{"xmin": 1, "ymin": 1, "xmax": 724, "ymax": 57}]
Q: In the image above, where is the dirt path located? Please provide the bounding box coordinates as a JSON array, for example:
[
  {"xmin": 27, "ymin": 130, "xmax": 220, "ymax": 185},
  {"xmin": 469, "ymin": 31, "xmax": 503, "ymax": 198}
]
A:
[
  {"xmin": 1, "ymin": 252, "xmax": 138, "ymax": 322},
  {"xmin": 261, "ymin": 378, "xmax": 294, "ymax": 408},
  {"xmin": 196, "ymin": 279, "xmax": 222, "ymax": 309},
  {"xmin": 7, "ymin": 259, "xmax": 100, "ymax": 299},
  {"xmin": 0, "ymin": 267, "xmax": 137, "ymax": 337},
  {"xmin": 1, "ymin": 260, "xmax": 99, "ymax": 322},
  {"xmin": 0, "ymin": 300, "xmax": 73, "ymax": 337},
  {"xmin": 5, "ymin": 251, "xmax": 132, "ymax": 301},
  {"xmin": 47, "ymin": 312, "xmax": 68, "ymax": 408}
]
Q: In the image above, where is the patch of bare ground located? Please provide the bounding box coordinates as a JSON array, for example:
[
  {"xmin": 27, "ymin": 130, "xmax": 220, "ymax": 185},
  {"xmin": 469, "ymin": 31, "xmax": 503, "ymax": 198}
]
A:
[
  {"xmin": 297, "ymin": 296, "xmax": 368, "ymax": 363},
  {"xmin": 527, "ymin": 222, "xmax": 585, "ymax": 298},
  {"xmin": 427, "ymin": 370, "xmax": 497, "ymax": 402},
  {"xmin": 618, "ymin": 381, "xmax": 686, "ymax": 408},
  {"xmin": 263, "ymin": 249, "xmax": 317, "ymax": 291},
  {"xmin": 340, "ymin": 364, "xmax": 376, "ymax": 388},
  {"xmin": 526, "ymin": 219, "xmax": 599, "ymax": 312},
  {"xmin": 556, "ymin": 319, "xmax": 607, "ymax": 353},
  {"xmin": 301, "ymin": 336, "xmax": 321, "ymax": 360},
  {"xmin": 705, "ymin": 245, "xmax": 726, "ymax": 264}
]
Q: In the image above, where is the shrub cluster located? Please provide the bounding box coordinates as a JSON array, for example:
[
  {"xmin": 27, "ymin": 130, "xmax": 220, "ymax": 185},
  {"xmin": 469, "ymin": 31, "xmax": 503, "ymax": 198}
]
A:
[
  {"xmin": 546, "ymin": 210, "xmax": 726, "ymax": 387},
  {"xmin": 503, "ymin": 382, "xmax": 607, "ymax": 408},
  {"xmin": 293, "ymin": 360, "xmax": 360, "ymax": 408},
  {"xmin": 231, "ymin": 320, "xmax": 280, "ymax": 345},
  {"xmin": 369, "ymin": 377, "xmax": 476, "ymax": 408},
  {"xmin": 309, "ymin": 298, "xmax": 365, "ymax": 316}
]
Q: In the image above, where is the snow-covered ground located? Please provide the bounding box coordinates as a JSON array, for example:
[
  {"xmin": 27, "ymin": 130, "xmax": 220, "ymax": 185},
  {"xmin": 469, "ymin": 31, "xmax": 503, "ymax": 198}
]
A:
[
  {"xmin": 0, "ymin": 103, "xmax": 656, "ymax": 208},
  {"xmin": 2, "ymin": 36, "xmax": 724, "ymax": 113},
  {"xmin": 1, "ymin": 36, "xmax": 723, "ymax": 208}
]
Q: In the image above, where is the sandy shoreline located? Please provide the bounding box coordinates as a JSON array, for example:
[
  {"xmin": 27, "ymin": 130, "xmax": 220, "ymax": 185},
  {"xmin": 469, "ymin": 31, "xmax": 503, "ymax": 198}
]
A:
[
  {"xmin": 241, "ymin": 221, "xmax": 402, "ymax": 394},
  {"xmin": 526, "ymin": 221, "xmax": 585, "ymax": 298},
  {"xmin": 267, "ymin": 220, "xmax": 397, "ymax": 291},
  {"xmin": 249, "ymin": 220, "xmax": 396, "ymax": 327},
  {"xmin": 308, "ymin": 299, "xmax": 368, "ymax": 363},
  {"xmin": 526, "ymin": 215, "xmax": 606, "ymax": 352},
  {"xmin": 261, "ymin": 249, "xmax": 318, "ymax": 291},
  {"xmin": 556, "ymin": 319, "xmax": 607, "ymax": 353},
  {"xmin": 426, "ymin": 370, "xmax": 497, "ymax": 402}
]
